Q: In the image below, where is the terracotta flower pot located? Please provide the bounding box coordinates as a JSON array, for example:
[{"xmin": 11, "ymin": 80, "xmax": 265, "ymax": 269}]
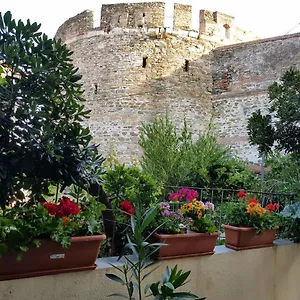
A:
[
  {"xmin": 0, "ymin": 234, "xmax": 106, "ymax": 281},
  {"xmin": 153, "ymin": 231, "xmax": 220, "ymax": 260},
  {"xmin": 223, "ymin": 224, "xmax": 278, "ymax": 251}
]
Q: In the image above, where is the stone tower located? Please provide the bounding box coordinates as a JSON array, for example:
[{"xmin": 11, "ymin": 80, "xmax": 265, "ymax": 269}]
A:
[{"xmin": 55, "ymin": 2, "xmax": 262, "ymax": 161}]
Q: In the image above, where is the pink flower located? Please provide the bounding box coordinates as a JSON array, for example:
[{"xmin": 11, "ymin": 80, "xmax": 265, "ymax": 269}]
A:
[{"xmin": 205, "ymin": 202, "xmax": 215, "ymax": 211}]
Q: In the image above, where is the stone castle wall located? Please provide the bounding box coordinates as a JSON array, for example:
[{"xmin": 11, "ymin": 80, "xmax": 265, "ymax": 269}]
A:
[
  {"xmin": 69, "ymin": 30, "xmax": 214, "ymax": 160},
  {"xmin": 212, "ymin": 33, "xmax": 300, "ymax": 162},
  {"xmin": 54, "ymin": 2, "xmax": 300, "ymax": 163}
]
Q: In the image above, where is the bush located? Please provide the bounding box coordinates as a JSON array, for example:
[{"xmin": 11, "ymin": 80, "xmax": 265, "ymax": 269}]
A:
[
  {"xmin": 102, "ymin": 159, "xmax": 161, "ymax": 255},
  {"xmin": 139, "ymin": 116, "xmax": 257, "ymax": 190},
  {"xmin": 264, "ymin": 152, "xmax": 300, "ymax": 198}
]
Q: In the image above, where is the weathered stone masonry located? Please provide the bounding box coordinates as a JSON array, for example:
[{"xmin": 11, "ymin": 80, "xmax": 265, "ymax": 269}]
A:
[
  {"xmin": 55, "ymin": 2, "xmax": 300, "ymax": 163},
  {"xmin": 212, "ymin": 33, "xmax": 300, "ymax": 162}
]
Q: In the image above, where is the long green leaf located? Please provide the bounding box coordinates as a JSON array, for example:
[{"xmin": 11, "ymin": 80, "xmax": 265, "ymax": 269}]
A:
[
  {"xmin": 141, "ymin": 207, "xmax": 157, "ymax": 232},
  {"xmin": 173, "ymin": 271, "xmax": 191, "ymax": 289},
  {"xmin": 105, "ymin": 273, "xmax": 125, "ymax": 284},
  {"xmin": 107, "ymin": 293, "xmax": 128, "ymax": 299},
  {"xmin": 170, "ymin": 292, "xmax": 204, "ymax": 299}
]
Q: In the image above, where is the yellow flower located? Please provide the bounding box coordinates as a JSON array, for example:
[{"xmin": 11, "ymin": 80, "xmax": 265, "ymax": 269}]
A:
[{"xmin": 246, "ymin": 203, "xmax": 266, "ymax": 217}]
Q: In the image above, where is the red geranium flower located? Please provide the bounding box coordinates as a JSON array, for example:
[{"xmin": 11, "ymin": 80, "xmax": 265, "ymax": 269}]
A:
[
  {"xmin": 120, "ymin": 200, "xmax": 135, "ymax": 217},
  {"xmin": 43, "ymin": 197, "xmax": 80, "ymax": 218},
  {"xmin": 237, "ymin": 191, "xmax": 247, "ymax": 199},
  {"xmin": 44, "ymin": 202, "xmax": 58, "ymax": 216},
  {"xmin": 266, "ymin": 203, "xmax": 280, "ymax": 213},
  {"xmin": 248, "ymin": 198, "xmax": 259, "ymax": 205}
]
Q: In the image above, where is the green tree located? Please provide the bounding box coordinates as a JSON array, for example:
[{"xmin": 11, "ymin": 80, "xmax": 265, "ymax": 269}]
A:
[
  {"xmin": 248, "ymin": 68, "xmax": 300, "ymax": 156},
  {"xmin": 0, "ymin": 11, "xmax": 105, "ymax": 208}
]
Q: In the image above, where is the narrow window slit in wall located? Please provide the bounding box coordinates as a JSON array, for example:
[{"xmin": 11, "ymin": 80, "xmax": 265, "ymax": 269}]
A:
[
  {"xmin": 142, "ymin": 57, "xmax": 148, "ymax": 68},
  {"xmin": 224, "ymin": 24, "xmax": 231, "ymax": 39},
  {"xmin": 94, "ymin": 83, "xmax": 98, "ymax": 94},
  {"xmin": 184, "ymin": 60, "xmax": 190, "ymax": 72}
]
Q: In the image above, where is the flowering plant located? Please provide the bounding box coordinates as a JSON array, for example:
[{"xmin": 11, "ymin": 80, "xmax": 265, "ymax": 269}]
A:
[
  {"xmin": 224, "ymin": 191, "xmax": 280, "ymax": 233},
  {"xmin": 181, "ymin": 200, "xmax": 217, "ymax": 233},
  {"xmin": 0, "ymin": 196, "xmax": 105, "ymax": 258},
  {"xmin": 152, "ymin": 202, "xmax": 186, "ymax": 234},
  {"xmin": 169, "ymin": 188, "xmax": 199, "ymax": 202},
  {"xmin": 119, "ymin": 200, "xmax": 135, "ymax": 217}
]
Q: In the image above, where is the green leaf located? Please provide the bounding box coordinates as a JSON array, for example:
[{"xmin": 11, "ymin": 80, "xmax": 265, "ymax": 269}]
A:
[
  {"xmin": 169, "ymin": 292, "xmax": 204, "ymax": 299},
  {"xmin": 107, "ymin": 293, "xmax": 128, "ymax": 298},
  {"xmin": 149, "ymin": 282, "xmax": 160, "ymax": 296},
  {"xmin": 141, "ymin": 207, "xmax": 157, "ymax": 233},
  {"xmin": 105, "ymin": 273, "xmax": 125, "ymax": 284},
  {"xmin": 162, "ymin": 266, "xmax": 170, "ymax": 283},
  {"xmin": 173, "ymin": 270, "xmax": 191, "ymax": 289},
  {"xmin": 163, "ymin": 282, "xmax": 175, "ymax": 291},
  {"xmin": 131, "ymin": 215, "xmax": 136, "ymax": 234}
]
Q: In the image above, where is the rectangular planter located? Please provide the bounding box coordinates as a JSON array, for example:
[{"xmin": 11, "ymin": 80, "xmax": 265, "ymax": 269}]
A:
[
  {"xmin": 0, "ymin": 234, "xmax": 106, "ymax": 281},
  {"xmin": 153, "ymin": 231, "xmax": 220, "ymax": 260},
  {"xmin": 223, "ymin": 224, "xmax": 278, "ymax": 251}
]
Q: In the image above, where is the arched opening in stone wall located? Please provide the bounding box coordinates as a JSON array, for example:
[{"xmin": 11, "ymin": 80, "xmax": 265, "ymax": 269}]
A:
[
  {"xmin": 223, "ymin": 24, "xmax": 231, "ymax": 39},
  {"xmin": 142, "ymin": 57, "xmax": 148, "ymax": 68}
]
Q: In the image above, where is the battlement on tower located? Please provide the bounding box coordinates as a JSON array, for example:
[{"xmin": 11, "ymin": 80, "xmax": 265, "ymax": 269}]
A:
[{"xmin": 55, "ymin": 2, "xmax": 259, "ymax": 44}]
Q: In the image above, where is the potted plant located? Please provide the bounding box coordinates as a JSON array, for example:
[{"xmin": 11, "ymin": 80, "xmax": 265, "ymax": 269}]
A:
[
  {"xmin": 153, "ymin": 189, "xmax": 219, "ymax": 260},
  {"xmin": 223, "ymin": 191, "xmax": 280, "ymax": 250},
  {"xmin": 0, "ymin": 195, "xmax": 106, "ymax": 281}
]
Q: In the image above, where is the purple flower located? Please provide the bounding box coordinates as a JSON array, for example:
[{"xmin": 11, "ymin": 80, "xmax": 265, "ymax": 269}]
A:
[
  {"xmin": 161, "ymin": 210, "xmax": 171, "ymax": 216},
  {"xmin": 205, "ymin": 202, "xmax": 215, "ymax": 211},
  {"xmin": 159, "ymin": 202, "xmax": 170, "ymax": 210}
]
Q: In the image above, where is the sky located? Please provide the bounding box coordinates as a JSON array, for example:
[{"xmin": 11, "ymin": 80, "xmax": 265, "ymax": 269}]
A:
[{"xmin": 1, "ymin": 0, "xmax": 300, "ymax": 38}]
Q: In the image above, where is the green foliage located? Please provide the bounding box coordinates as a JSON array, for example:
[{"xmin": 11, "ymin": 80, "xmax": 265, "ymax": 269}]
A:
[
  {"xmin": 102, "ymin": 160, "xmax": 162, "ymax": 255},
  {"xmin": 263, "ymin": 152, "xmax": 300, "ymax": 198},
  {"xmin": 139, "ymin": 116, "xmax": 257, "ymax": 189},
  {"xmin": 103, "ymin": 161, "xmax": 161, "ymax": 209},
  {"xmin": 0, "ymin": 11, "xmax": 104, "ymax": 208},
  {"xmin": 190, "ymin": 217, "xmax": 217, "ymax": 234},
  {"xmin": 0, "ymin": 198, "xmax": 105, "ymax": 257},
  {"xmin": 247, "ymin": 67, "xmax": 300, "ymax": 156},
  {"xmin": 247, "ymin": 110, "xmax": 274, "ymax": 155},
  {"xmin": 280, "ymin": 202, "xmax": 300, "ymax": 242},
  {"xmin": 105, "ymin": 202, "xmax": 204, "ymax": 300},
  {"xmin": 146, "ymin": 265, "xmax": 205, "ymax": 300}
]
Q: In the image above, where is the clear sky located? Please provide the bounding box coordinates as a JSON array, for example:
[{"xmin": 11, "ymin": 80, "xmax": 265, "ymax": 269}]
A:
[{"xmin": 1, "ymin": 0, "xmax": 300, "ymax": 38}]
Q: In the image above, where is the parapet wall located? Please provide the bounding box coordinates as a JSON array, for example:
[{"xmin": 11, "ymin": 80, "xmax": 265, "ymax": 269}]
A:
[
  {"xmin": 55, "ymin": 10, "xmax": 93, "ymax": 42},
  {"xmin": 55, "ymin": 2, "xmax": 258, "ymax": 45},
  {"xmin": 212, "ymin": 33, "xmax": 300, "ymax": 162},
  {"xmin": 1, "ymin": 243, "xmax": 300, "ymax": 300},
  {"xmin": 99, "ymin": 2, "xmax": 165, "ymax": 32},
  {"xmin": 173, "ymin": 4, "xmax": 192, "ymax": 31}
]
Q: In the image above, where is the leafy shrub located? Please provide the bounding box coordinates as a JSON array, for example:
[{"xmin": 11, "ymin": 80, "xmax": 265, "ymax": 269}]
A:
[
  {"xmin": 102, "ymin": 159, "xmax": 161, "ymax": 255},
  {"xmin": 0, "ymin": 11, "xmax": 104, "ymax": 208},
  {"xmin": 264, "ymin": 152, "xmax": 300, "ymax": 198},
  {"xmin": 139, "ymin": 116, "xmax": 257, "ymax": 190}
]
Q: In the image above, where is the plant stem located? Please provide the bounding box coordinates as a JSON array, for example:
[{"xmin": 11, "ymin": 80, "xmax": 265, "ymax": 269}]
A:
[{"xmin": 55, "ymin": 183, "xmax": 59, "ymax": 203}]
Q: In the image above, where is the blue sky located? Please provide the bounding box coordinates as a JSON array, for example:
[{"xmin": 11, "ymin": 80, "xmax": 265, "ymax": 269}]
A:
[{"xmin": 1, "ymin": 0, "xmax": 299, "ymax": 38}]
